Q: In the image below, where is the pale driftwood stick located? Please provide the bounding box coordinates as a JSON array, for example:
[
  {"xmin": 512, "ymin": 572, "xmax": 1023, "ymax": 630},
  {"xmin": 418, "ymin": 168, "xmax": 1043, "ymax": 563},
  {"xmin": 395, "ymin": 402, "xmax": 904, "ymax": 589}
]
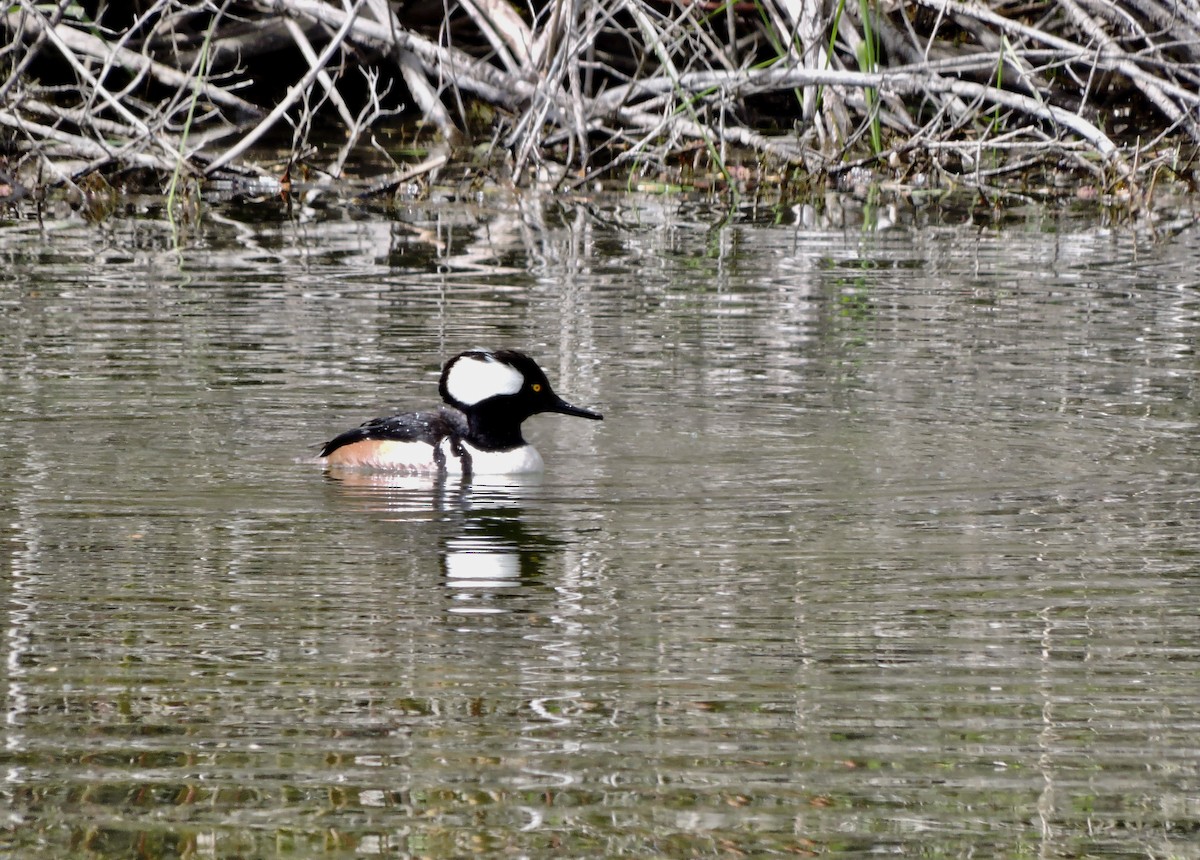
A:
[
  {"xmin": 796, "ymin": 0, "xmax": 828, "ymax": 122},
  {"xmin": 914, "ymin": 0, "xmax": 1200, "ymax": 111},
  {"xmin": 2, "ymin": 4, "xmax": 260, "ymax": 117},
  {"xmin": 595, "ymin": 65, "xmax": 1122, "ymax": 159},
  {"xmin": 458, "ymin": 0, "xmax": 530, "ymax": 72},
  {"xmin": 22, "ymin": 96, "xmax": 238, "ymax": 161},
  {"xmin": 913, "ymin": 0, "xmax": 1083, "ymax": 55},
  {"xmin": 356, "ymin": 142, "xmax": 451, "ymax": 198},
  {"xmin": 396, "ymin": 47, "xmax": 462, "ymax": 140},
  {"xmin": 20, "ymin": 96, "xmax": 239, "ymax": 164},
  {"xmin": 362, "ymin": 0, "xmax": 461, "ymax": 140},
  {"xmin": 328, "ymin": 67, "xmax": 398, "ymax": 178},
  {"xmin": 527, "ymin": 0, "xmax": 613, "ymax": 170},
  {"xmin": 13, "ymin": 3, "xmax": 188, "ymax": 172},
  {"xmin": 273, "ymin": 0, "xmax": 542, "ymax": 112},
  {"xmin": 0, "ymin": 2, "xmax": 58, "ymax": 107},
  {"xmin": 612, "ymin": 96, "xmax": 806, "ymax": 164},
  {"xmin": 284, "ymin": 17, "xmax": 358, "ymax": 130},
  {"xmin": 204, "ymin": 0, "xmax": 366, "ymax": 174},
  {"xmin": 542, "ymin": 0, "xmax": 599, "ymax": 172},
  {"xmin": 1058, "ymin": 0, "xmax": 1200, "ymax": 140},
  {"xmin": 1075, "ymin": 3, "xmax": 1200, "ymax": 103},
  {"xmin": 19, "ymin": 97, "xmax": 141, "ymax": 140},
  {"xmin": 833, "ymin": 12, "xmax": 914, "ymax": 132},
  {"xmin": 0, "ymin": 109, "xmax": 180, "ymax": 172},
  {"xmin": 305, "ymin": 0, "xmax": 403, "ymax": 178},
  {"xmin": 530, "ymin": 0, "xmax": 566, "ymax": 72},
  {"xmin": 615, "ymin": 0, "xmax": 720, "ymax": 166},
  {"xmin": 563, "ymin": 34, "xmax": 587, "ymax": 170},
  {"xmin": 506, "ymin": 0, "xmax": 592, "ymax": 176},
  {"xmin": 172, "ymin": 17, "xmax": 324, "ymax": 73},
  {"xmin": 1120, "ymin": 0, "xmax": 1200, "ymax": 53},
  {"xmin": 762, "ymin": 0, "xmax": 801, "ymax": 63}
]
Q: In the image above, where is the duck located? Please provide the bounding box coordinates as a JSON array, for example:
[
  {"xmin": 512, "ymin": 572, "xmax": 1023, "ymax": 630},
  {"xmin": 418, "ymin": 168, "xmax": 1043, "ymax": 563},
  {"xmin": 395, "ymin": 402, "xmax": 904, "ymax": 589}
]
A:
[{"xmin": 319, "ymin": 349, "xmax": 602, "ymax": 475}]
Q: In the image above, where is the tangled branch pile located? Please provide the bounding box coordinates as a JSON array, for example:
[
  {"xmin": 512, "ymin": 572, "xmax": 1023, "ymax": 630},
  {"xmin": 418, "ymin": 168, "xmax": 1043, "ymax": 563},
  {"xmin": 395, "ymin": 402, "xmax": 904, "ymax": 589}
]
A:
[{"xmin": 2, "ymin": 0, "xmax": 1199, "ymax": 198}]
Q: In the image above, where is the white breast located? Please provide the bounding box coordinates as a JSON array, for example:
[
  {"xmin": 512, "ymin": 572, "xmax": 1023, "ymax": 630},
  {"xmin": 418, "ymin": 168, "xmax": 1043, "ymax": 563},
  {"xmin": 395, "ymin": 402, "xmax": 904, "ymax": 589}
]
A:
[{"xmin": 438, "ymin": 438, "xmax": 545, "ymax": 475}]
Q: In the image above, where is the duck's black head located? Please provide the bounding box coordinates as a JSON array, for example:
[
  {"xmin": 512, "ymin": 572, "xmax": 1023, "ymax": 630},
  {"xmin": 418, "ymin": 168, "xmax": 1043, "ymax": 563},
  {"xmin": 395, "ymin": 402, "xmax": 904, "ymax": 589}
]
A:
[{"xmin": 438, "ymin": 349, "xmax": 602, "ymax": 447}]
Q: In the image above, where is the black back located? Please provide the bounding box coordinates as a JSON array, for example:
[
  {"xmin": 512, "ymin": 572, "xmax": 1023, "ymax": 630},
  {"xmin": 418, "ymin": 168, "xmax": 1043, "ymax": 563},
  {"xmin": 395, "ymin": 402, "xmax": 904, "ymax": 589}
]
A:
[{"xmin": 318, "ymin": 406, "xmax": 467, "ymax": 458}]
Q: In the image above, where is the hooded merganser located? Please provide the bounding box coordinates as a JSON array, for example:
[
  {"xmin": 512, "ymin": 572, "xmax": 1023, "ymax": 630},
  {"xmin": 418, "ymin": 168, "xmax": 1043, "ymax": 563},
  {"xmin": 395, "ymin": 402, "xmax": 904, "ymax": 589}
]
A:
[{"xmin": 319, "ymin": 349, "xmax": 603, "ymax": 474}]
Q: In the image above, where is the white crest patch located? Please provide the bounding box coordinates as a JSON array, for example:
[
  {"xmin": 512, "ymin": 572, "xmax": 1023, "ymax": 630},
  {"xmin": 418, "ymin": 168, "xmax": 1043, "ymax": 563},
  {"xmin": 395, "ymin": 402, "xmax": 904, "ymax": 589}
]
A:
[{"xmin": 445, "ymin": 353, "xmax": 524, "ymax": 406}]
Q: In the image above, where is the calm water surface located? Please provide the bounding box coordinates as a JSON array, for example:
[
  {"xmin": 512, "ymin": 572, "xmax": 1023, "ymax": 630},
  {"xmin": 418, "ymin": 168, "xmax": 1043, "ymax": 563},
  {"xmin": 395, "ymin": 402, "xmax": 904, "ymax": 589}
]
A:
[{"xmin": 2, "ymin": 195, "xmax": 1199, "ymax": 858}]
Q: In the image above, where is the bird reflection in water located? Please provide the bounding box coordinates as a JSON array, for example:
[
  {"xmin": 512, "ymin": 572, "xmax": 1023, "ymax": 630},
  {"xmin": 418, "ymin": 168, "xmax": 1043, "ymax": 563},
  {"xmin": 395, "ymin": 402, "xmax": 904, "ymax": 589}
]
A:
[{"xmin": 321, "ymin": 470, "xmax": 565, "ymax": 615}]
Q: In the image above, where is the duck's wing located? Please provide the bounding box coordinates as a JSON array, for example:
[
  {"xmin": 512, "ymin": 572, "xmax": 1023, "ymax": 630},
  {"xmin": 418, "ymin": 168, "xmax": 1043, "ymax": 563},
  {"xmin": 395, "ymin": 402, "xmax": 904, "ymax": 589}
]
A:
[{"xmin": 319, "ymin": 407, "xmax": 467, "ymax": 458}]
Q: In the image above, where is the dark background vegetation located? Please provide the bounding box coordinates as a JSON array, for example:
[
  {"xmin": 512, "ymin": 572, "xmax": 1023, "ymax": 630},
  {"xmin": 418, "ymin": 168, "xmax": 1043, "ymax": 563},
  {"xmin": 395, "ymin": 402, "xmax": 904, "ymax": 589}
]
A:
[{"xmin": 2, "ymin": 0, "xmax": 1199, "ymax": 207}]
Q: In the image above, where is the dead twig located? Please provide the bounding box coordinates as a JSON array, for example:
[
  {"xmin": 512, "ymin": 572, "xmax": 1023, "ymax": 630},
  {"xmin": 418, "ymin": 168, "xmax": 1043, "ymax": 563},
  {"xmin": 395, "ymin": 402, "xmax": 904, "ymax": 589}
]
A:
[{"xmin": 203, "ymin": 0, "xmax": 367, "ymax": 173}]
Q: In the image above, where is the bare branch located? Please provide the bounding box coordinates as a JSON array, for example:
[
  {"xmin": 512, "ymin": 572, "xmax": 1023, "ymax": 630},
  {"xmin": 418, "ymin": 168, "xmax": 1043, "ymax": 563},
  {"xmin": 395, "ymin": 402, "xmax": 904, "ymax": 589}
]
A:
[
  {"xmin": 2, "ymin": 2, "xmax": 261, "ymax": 117},
  {"xmin": 203, "ymin": 0, "xmax": 367, "ymax": 173}
]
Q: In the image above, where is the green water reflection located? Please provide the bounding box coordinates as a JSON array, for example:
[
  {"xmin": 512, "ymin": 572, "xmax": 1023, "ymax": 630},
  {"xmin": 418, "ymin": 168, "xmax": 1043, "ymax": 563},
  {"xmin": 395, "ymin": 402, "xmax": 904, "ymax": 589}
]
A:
[{"xmin": 2, "ymin": 194, "xmax": 1199, "ymax": 857}]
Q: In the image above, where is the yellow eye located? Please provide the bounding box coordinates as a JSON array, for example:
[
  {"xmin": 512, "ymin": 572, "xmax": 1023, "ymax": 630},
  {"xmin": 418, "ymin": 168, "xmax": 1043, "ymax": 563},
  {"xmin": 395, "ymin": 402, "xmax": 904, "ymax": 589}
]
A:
[{"xmin": 531, "ymin": 383, "xmax": 542, "ymax": 393}]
